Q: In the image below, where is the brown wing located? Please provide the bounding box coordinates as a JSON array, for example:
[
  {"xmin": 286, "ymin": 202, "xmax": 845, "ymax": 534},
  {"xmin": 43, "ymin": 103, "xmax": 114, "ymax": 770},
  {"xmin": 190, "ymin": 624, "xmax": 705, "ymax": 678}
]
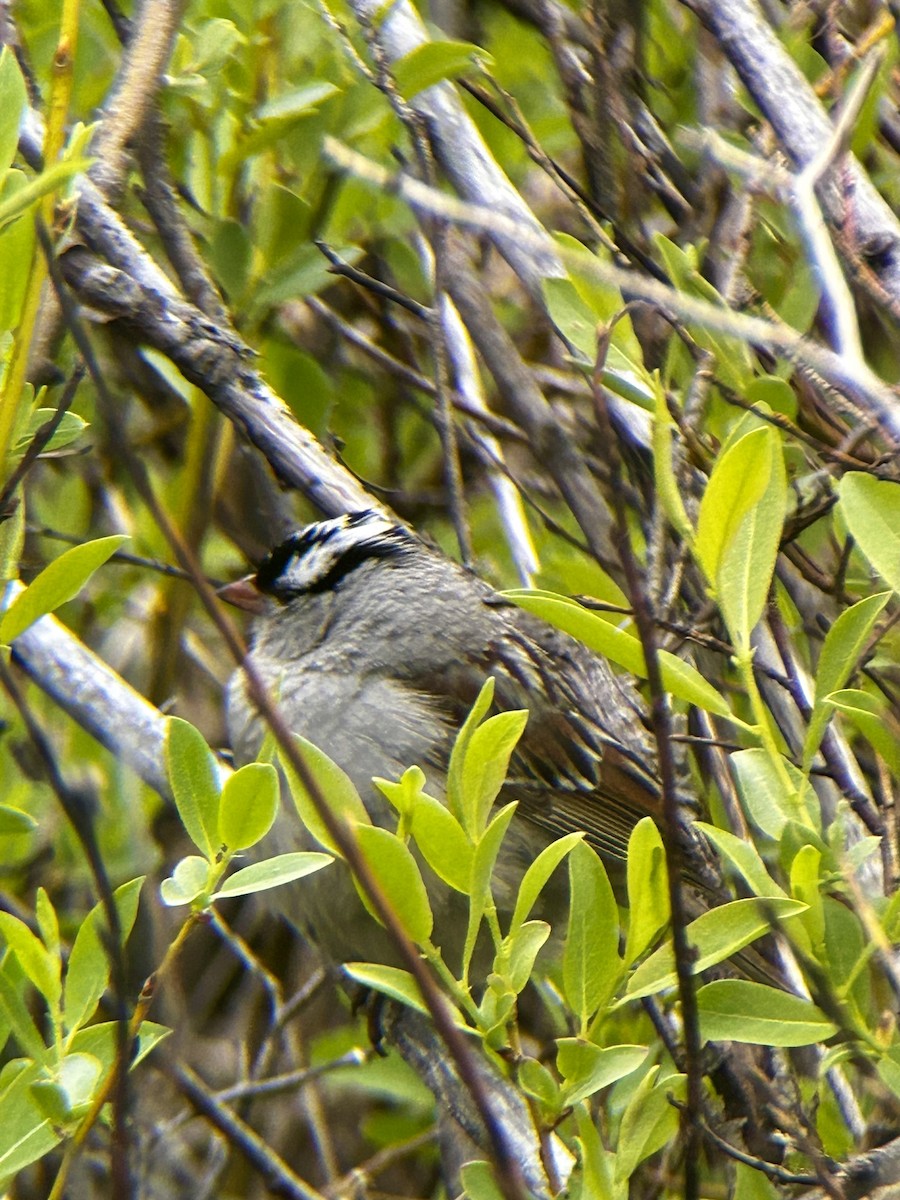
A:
[{"xmin": 401, "ymin": 596, "xmax": 664, "ymax": 879}]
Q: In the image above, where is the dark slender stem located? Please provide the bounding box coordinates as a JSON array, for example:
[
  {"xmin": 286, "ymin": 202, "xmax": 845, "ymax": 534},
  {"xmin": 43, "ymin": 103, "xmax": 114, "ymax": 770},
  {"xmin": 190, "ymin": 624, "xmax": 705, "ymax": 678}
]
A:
[{"xmin": 591, "ymin": 344, "xmax": 703, "ymax": 1200}]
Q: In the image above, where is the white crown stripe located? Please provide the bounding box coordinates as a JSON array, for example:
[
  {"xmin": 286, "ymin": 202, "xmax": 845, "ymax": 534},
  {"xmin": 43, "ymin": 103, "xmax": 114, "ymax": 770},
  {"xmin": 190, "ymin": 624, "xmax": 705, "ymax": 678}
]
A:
[{"xmin": 259, "ymin": 511, "xmax": 406, "ymax": 597}]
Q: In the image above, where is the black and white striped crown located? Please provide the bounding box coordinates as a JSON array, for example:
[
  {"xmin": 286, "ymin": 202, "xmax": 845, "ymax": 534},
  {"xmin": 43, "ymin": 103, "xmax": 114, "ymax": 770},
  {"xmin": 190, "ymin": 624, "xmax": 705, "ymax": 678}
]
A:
[{"xmin": 256, "ymin": 511, "xmax": 416, "ymax": 600}]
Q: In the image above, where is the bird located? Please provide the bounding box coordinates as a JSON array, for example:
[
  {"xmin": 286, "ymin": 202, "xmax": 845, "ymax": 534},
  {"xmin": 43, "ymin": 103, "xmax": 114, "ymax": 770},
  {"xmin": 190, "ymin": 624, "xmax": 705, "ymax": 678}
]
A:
[{"xmin": 224, "ymin": 510, "xmax": 695, "ymax": 967}]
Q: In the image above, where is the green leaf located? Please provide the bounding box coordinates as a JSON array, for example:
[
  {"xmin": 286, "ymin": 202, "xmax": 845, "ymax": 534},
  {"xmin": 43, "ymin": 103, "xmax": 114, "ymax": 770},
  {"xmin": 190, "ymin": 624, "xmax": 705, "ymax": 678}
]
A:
[
  {"xmin": 34, "ymin": 890, "xmax": 59, "ymax": 961},
  {"xmin": 218, "ymin": 762, "xmax": 279, "ymax": 851},
  {"xmin": 696, "ymin": 427, "xmax": 785, "ymax": 646},
  {"xmin": 504, "ymin": 921, "xmax": 550, "ymax": 994},
  {"xmin": 0, "ymin": 805, "xmax": 37, "ymax": 835},
  {"xmin": 0, "ymin": 49, "xmax": 26, "ymax": 177},
  {"xmin": 615, "ymin": 1066, "xmax": 686, "ymax": 1183},
  {"xmin": 717, "ymin": 431, "xmax": 786, "ymax": 646},
  {"xmin": 406, "ymin": 790, "xmax": 473, "ymax": 893},
  {"xmin": 353, "ymin": 825, "xmax": 433, "ymax": 946},
  {"xmin": 165, "ymin": 718, "xmax": 221, "ymax": 860},
  {"xmin": 392, "ymin": 40, "xmax": 492, "ymax": 100},
  {"xmin": 0, "ymin": 952, "xmax": 47, "ymax": 1061},
  {"xmin": 653, "ymin": 233, "xmax": 755, "ymax": 390},
  {"xmin": 557, "ymin": 1040, "xmax": 647, "ymax": 1105},
  {"xmin": 459, "ymin": 1159, "xmax": 505, "ymax": 1200},
  {"xmin": 159, "ymin": 856, "xmax": 210, "ymax": 907},
  {"xmin": 623, "ymin": 818, "xmax": 670, "ymax": 965},
  {"xmin": 0, "ymin": 535, "xmax": 128, "ymax": 643},
  {"xmin": 626, "ymin": 897, "xmax": 807, "ymax": 999},
  {"xmin": 342, "ymin": 962, "xmax": 472, "ymax": 1026},
  {"xmin": 344, "ymin": 962, "xmax": 427, "ymax": 1012},
  {"xmin": 694, "ymin": 823, "xmax": 788, "ymax": 899},
  {"xmin": 13, "ymin": 410, "xmax": 87, "ymax": 457},
  {"xmin": 731, "ymin": 748, "xmax": 816, "ymax": 839},
  {"xmin": 509, "ymin": 830, "xmax": 583, "ymax": 933},
  {"xmin": 789, "ymin": 845, "xmax": 825, "ymax": 956},
  {"xmin": 824, "ymin": 689, "xmax": 900, "ymax": 774},
  {"xmin": 71, "ymin": 1018, "xmax": 170, "ymax": 1073},
  {"xmin": 542, "ymin": 276, "xmax": 601, "ymax": 362},
  {"xmin": 695, "ymin": 427, "xmax": 774, "ymax": 588},
  {"xmin": 461, "ymin": 709, "xmax": 528, "ymax": 838},
  {"xmin": 255, "ymin": 81, "xmax": 342, "ymax": 122},
  {"xmin": 697, "ymin": 980, "xmax": 838, "ymax": 1045},
  {"xmin": 374, "ymin": 765, "xmax": 427, "ymax": 821},
  {"xmin": 652, "ymin": 375, "xmax": 693, "ymax": 539},
  {"xmin": 564, "ymin": 842, "xmax": 621, "ymax": 1027},
  {"xmin": 0, "ymin": 913, "xmax": 60, "ymax": 1008},
  {"xmin": 64, "ymin": 878, "xmax": 144, "ymax": 1035},
  {"xmin": 0, "ymin": 156, "xmax": 92, "ymax": 237},
  {"xmin": 213, "ymin": 852, "xmax": 333, "ymax": 899},
  {"xmin": 803, "ymin": 592, "xmax": 890, "ymax": 769},
  {"xmin": 461, "ymin": 802, "xmax": 518, "ymax": 979},
  {"xmin": 501, "ymin": 590, "xmax": 733, "ymax": 718},
  {"xmin": 518, "ymin": 1057, "xmax": 560, "ymax": 1112},
  {"xmin": 32, "ymin": 1052, "xmax": 102, "ymax": 1123},
  {"xmin": 0, "ymin": 1059, "xmax": 58, "ymax": 1182},
  {"xmin": 279, "ymin": 735, "xmax": 370, "ymax": 856},
  {"xmin": 447, "ymin": 678, "xmax": 495, "ymax": 823},
  {"xmin": 470, "ymin": 802, "xmax": 518, "ymax": 906},
  {"xmin": 838, "ymin": 473, "xmax": 900, "ymax": 594}
]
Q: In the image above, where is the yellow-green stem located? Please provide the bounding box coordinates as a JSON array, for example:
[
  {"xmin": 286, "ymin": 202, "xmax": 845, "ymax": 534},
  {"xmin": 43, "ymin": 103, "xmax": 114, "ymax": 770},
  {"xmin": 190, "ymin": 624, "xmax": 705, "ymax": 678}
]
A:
[
  {"xmin": 48, "ymin": 910, "xmax": 201, "ymax": 1200},
  {"xmin": 0, "ymin": 1, "xmax": 81, "ymax": 472}
]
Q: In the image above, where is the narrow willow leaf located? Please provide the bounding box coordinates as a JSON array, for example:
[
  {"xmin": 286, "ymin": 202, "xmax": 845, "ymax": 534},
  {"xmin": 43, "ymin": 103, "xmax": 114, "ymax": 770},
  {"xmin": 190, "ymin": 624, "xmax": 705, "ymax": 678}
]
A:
[
  {"xmin": 510, "ymin": 830, "xmax": 583, "ymax": 932},
  {"xmin": 343, "ymin": 962, "xmax": 466, "ymax": 1029},
  {"xmin": 652, "ymin": 376, "xmax": 692, "ymax": 539},
  {"xmin": 64, "ymin": 878, "xmax": 144, "ymax": 1035},
  {"xmin": 165, "ymin": 718, "xmax": 221, "ymax": 859},
  {"xmin": 626, "ymin": 897, "xmax": 807, "ymax": 999},
  {"xmin": 504, "ymin": 921, "xmax": 550, "ymax": 994},
  {"xmin": 697, "ymin": 980, "xmax": 838, "ymax": 1045},
  {"xmin": 462, "ymin": 709, "xmax": 528, "ymax": 837},
  {"xmin": 214, "ymin": 852, "xmax": 332, "ymax": 899},
  {"xmin": 279, "ymin": 734, "xmax": 370, "ymax": 856},
  {"xmin": 695, "ymin": 427, "xmax": 774, "ymax": 593},
  {"xmin": 824, "ymin": 689, "xmax": 900, "ymax": 773},
  {"xmin": 0, "ymin": 535, "xmax": 128, "ymax": 644},
  {"xmin": 0, "ymin": 805, "xmax": 37, "ymax": 835},
  {"xmin": 731, "ymin": 748, "xmax": 815, "ymax": 839},
  {"xmin": 564, "ymin": 842, "xmax": 621, "ymax": 1026},
  {"xmin": 392, "ymin": 40, "xmax": 492, "ymax": 100},
  {"xmin": 501, "ymin": 590, "xmax": 733, "ymax": 718},
  {"xmin": 0, "ymin": 48, "xmax": 26, "ymax": 177},
  {"xmin": 803, "ymin": 592, "xmax": 890, "ymax": 769},
  {"xmin": 557, "ymin": 1040, "xmax": 647, "ymax": 1105},
  {"xmin": 354, "ymin": 825, "xmax": 433, "ymax": 946},
  {"xmin": 0, "ymin": 951, "xmax": 48, "ymax": 1061},
  {"xmin": 624, "ymin": 818, "xmax": 670, "ymax": 965},
  {"xmin": 447, "ymin": 678, "xmax": 495, "ymax": 822},
  {"xmin": 344, "ymin": 963, "xmax": 428, "ymax": 1014},
  {"xmin": 0, "ymin": 913, "xmax": 60, "ymax": 1008},
  {"xmin": 694, "ymin": 823, "xmax": 788, "ymax": 899},
  {"xmin": 839, "ymin": 473, "xmax": 900, "ymax": 594},
  {"xmin": 615, "ymin": 1067, "xmax": 686, "ymax": 1184},
  {"xmin": 406, "ymin": 790, "xmax": 473, "ymax": 893},
  {"xmin": 717, "ymin": 429, "xmax": 786, "ymax": 646}
]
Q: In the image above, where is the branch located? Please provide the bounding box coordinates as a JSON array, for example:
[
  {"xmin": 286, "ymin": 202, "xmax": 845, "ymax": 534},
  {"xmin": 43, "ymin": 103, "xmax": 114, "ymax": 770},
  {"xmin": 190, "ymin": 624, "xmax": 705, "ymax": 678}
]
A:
[{"xmin": 681, "ymin": 0, "xmax": 900, "ymax": 317}]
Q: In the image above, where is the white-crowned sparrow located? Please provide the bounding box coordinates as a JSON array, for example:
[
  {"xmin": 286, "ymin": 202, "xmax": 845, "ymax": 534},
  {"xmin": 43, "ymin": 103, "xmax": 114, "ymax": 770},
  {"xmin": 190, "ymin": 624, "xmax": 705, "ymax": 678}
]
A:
[{"xmin": 225, "ymin": 511, "xmax": 681, "ymax": 965}]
